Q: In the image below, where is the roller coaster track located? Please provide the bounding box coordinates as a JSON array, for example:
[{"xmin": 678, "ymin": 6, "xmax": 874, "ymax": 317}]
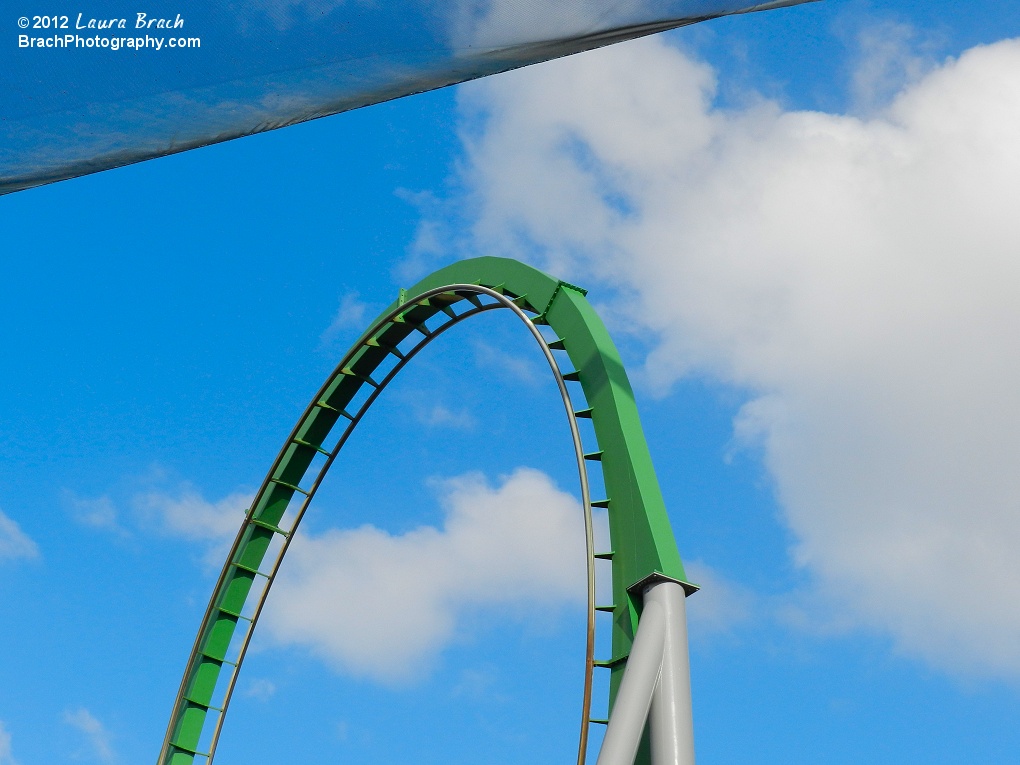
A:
[{"xmin": 158, "ymin": 257, "xmax": 696, "ymax": 765}]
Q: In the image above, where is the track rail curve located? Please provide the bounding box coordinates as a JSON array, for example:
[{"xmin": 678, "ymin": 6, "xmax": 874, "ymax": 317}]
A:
[{"xmin": 158, "ymin": 257, "xmax": 692, "ymax": 765}]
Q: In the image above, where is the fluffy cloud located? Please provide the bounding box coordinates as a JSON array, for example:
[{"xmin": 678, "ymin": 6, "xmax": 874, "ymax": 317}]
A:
[
  {"xmin": 682, "ymin": 560, "xmax": 753, "ymax": 638},
  {"xmin": 430, "ymin": 34, "xmax": 1020, "ymax": 675},
  {"xmin": 244, "ymin": 678, "xmax": 277, "ymax": 702},
  {"xmin": 848, "ymin": 20, "xmax": 939, "ymax": 114},
  {"xmin": 0, "ymin": 721, "xmax": 14, "ymax": 765},
  {"xmin": 471, "ymin": 338, "xmax": 543, "ymax": 385},
  {"xmin": 320, "ymin": 291, "xmax": 372, "ymax": 349},
  {"xmin": 74, "ymin": 469, "xmax": 596, "ymax": 682},
  {"xmin": 133, "ymin": 487, "xmax": 250, "ymax": 569},
  {"xmin": 448, "ymin": 0, "xmax": 649, "ymax": 50},
  {"xmin": 64, "ymin": 493, "xmax": 130, "ymax": 538},
  {"xmin": 262, "ymin": 468, "xmax": 590, "ymax": 682},
  {"xmin": 63, "ymin": 708, "xmax": 114, "ymax": 763},
  {"xmin": 414, "ymin": 402, "xmax": 476, "ymax": 429},
  {"xmin": 134, "ymin": 488, "xmax": 249, "ymax": 542},
  {"xmin": 0, "ymin": 510, "xmax": 38, "ymax": 563},
  {"xmin": 69, "ymin": 483, "xmax": 250, "ymax": 570}
]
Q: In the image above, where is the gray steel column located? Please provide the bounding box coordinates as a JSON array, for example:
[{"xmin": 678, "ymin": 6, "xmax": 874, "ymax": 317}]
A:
[
  {"xmin": 595, "ymin": 600, "xmax": 666, "ymax": 765},
  {"xmin": 647, "ymin": 581, "xmax": 696, "ymax": 765},
  {"xmin": 594, "ymin": 578, "xmax": 696, "ymax": 765}
]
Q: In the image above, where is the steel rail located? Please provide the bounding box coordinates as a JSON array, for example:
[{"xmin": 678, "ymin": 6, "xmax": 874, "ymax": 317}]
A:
[
  {"xmin": 161, "ymin": 256, "xmax": 694, "ymax": 765},
  {"xmin": 159, "ymin": 284, "xmax": 601, "ymax": 765}
]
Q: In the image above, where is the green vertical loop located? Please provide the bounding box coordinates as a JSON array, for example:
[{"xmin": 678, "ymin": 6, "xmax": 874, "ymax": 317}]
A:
[{"xmin": 159, "ymin": 257, "xmax": 689, "ymax": 765}]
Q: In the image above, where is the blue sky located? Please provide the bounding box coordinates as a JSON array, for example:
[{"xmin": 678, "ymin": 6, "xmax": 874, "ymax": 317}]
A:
[{"xmin": 3, "ymin": 1, "xmax": 1020, "ymax": 763}]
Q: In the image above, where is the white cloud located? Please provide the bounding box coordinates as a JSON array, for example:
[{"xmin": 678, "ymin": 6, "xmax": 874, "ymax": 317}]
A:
[
  {"xmin": 134, "ymin": 488, "xmax": 249, "ymax": 569},
  {"xmin": 97, "ymin": 471, "xmax": 595, "ymax": 683},
  {"xmin": 416, "ymin": 402, "xmax": 476, "ymax": 429},
  {"xmin": 135, "ymin": 488, "xmax": 247, "ymax": 542},
  {"xmin": 471, "ymin": 338, "xmax": 542, "ymax": 385},
  {"xmin": 447, "ymin": 0, "xmax": 651, "ymax": 50},
  {"xmin": 63, "ymin": 708, "xmax": 114, "ymax": 763},
  {"xmin": 320, "ymin": 291, "xmax": 372, "ymax": 348},
  {"xmin": 451, "ymin": 665, "xmax": 501, "ymax": 699},
  {"xmin": 244, "ymin": 678, "xmax": 277, "ymax": 702},
  {"xmin": 682, "ymin": 561, "xmax": 753, "ymax": 638},
  {"xmin": 65, "ymin": 493, "xmax": 130, "ymax": 538},
  {"xmin": 262, "ymin": 468, "xmax": 589, "ymax": 682},
  {"xmin": 0, "ymin": 721, "xmax": 15, "ymax": 765},
  {"xmin": 62, "ymin": 482, "xmax": 249, "ymax": 569},
  {"xmin": 848, "ymin": 20, "xmax": 938, "ymax": 114},
  {"xmin": 335, "ymin": 719, "xmax": 350, "ymax": 741},
  {"xmin": 0, "ymin": 510, "xmax": 38, "ymax": 563},
  {"xmin": 396, "ymin": 194, "xmax": 453, "ymax": 283},
  {"xmin": 425, "ymin": 35, "xmax": 1020, "ymax": 676}
]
